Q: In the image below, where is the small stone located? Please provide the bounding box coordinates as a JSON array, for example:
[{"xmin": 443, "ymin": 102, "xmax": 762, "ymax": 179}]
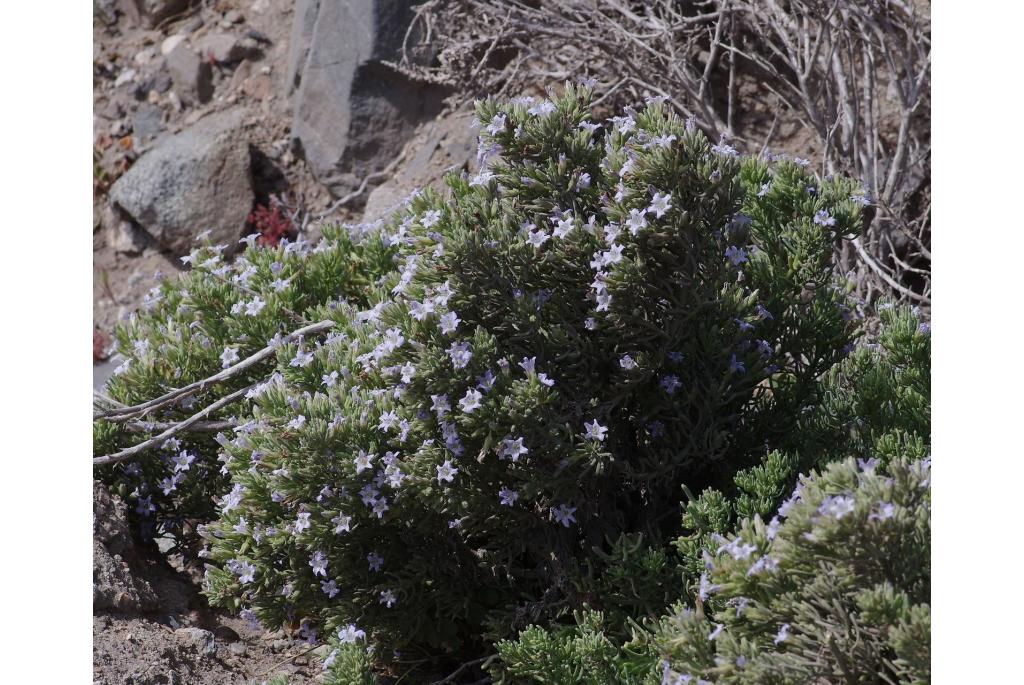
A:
[
  {"xmin": 134, "ymin": 48, "xmax": 156, "ymax": 65},
  {"xmin": 311, "ymin": 644, "xmax": 332, "ymax": 659},
  {"xmin": 166, "ymin": 43, "xmax": 213, "ymax": 104},
  {"xmin": 114, "ymin": 68, "xmax": 137, "ymax": 88},
  {"xmin": 147, "ymin": 90, "xmax": 161, "ymax": 105},
  {"xmin": 167, "ymin": 90, "xmax": 183, "ymax": 111},
  {"xmin": 110, "ymin": 120, "xmax": 128, "ymax": 137},
  {"xmin": 152, "ymin": 72, "xmax": 172, "ymax": 93},
  {"xmin": 213, "ymin": 625, "xmax": 240, "ymax": 642},
  {"xmin": 224, "ymin": 9, "xmax": 244, "ymax": 24},
  {"xmin": 260, "ymin": 65, "xmax": 271, "ymax": 75},
  {"xmin": 196, "ymin": 32, "xmax": 248, "ymax": 64},
  {"xmin": 241, "ymin": 74, "xmax": 271, "ymax": 100},
  {"xmin": 174, "ymin": 627, "xmax": 217, "ymax": 656},
  {"xmin": 228, "ymin": 642, "xmax": 247, "ymax": 657},
  {"xmin": 161, "ymin": 34, "xmax": 187, "ymax": 56},
  {"xmin": 271, "ymin": 639, "xmax": 289, "ymax": 653},
  {"xmin": 99, "ymin": 99, "xmax": 124, "ymax": 120},
  {"xmin": 110, "ymin": 216, "xmax": 149, "ymax": 255}
]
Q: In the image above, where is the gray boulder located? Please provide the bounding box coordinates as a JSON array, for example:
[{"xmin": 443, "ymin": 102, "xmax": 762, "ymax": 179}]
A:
[
  {"xmin": 363, "ymin": 110, "xmax": 476, "ymax": 223},
  {"xmin": 109, "ymin": 110, "xmax": 254, "ymax": 256},
  {"xmin": 93, "ymin": 482, "xmax": 159, "ymax": 614},
  {"xmin": 288, "ymin": 0, "xmax": 449, "ymax": 197}
]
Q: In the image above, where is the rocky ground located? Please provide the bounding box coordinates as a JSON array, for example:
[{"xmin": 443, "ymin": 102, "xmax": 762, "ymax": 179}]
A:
[{"xmin": 94, "ymin": 482, "xmax": 327, "ymax": 684}]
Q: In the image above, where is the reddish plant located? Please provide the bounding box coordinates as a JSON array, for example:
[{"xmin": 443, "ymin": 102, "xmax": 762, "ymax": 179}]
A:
[
  {"xmin": 94, "ymin": 327, "xmax": 111, "ymax": 363},
  {"xmin": 247, "ymin": 200, "xmax": 295, "ymax": 247}
]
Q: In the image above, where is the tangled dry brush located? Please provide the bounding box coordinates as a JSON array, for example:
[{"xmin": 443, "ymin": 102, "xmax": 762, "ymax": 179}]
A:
[{"xmin": 392, "ymin": 0, "xmax": 930, "ymax": 309}]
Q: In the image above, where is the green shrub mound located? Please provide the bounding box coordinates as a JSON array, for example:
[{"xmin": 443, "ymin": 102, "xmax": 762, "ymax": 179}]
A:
[
  {"xmin": 94, "ymin": 226, "xmax": 398, "ymax": 547},
  {"xmin": 658, "ymin": 455, "xmax": 931, "ymax": 685},
  {"xmin": 195, "ymin": 85, "xmax": 868, "ymax": 661}
]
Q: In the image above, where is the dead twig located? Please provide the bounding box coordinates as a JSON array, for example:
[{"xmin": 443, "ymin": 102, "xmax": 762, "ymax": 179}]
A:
[
  {"xmin": 94, "ymin": 383, "xmax": 255, "ymax": 466},
  {"xmin": 93, "ymin": 319, "xmax": 335, "ymax": 422}
]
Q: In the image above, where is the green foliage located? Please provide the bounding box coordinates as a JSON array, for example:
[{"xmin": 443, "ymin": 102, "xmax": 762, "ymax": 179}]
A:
[
  {"xmin": 321, "ymin": 642, "xmax": 380, "ymax": 685},
  {"xmin": 196, "ymin": 84, "xmax": 866, "ymax": 670},
  {"xmin": 93, "ymin": 225, "xmax": 397, "ymax": 547},
  {"xmin": 799, "ymin": 303, "xmax": 931, "ymax": 468},
  {"xmin": 491, "ymin": 611, "xmax": 659, "ymax": 685},
  {"xmin": 656, "ymin": 456, "xmax": 931, "ymax": 684}
]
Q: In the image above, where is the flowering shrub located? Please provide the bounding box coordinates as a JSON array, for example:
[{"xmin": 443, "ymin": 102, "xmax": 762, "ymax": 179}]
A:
[
  {"xmin": 194, "ymin": 84, "xmax": 872, "ymax": 672},
  {"xmin": 657, "ymin": 455, "xmax": 931, "ymax": 684},
  {"xmin": 94, "ymin": 225, "xmax": 398, "ymax": 547}
]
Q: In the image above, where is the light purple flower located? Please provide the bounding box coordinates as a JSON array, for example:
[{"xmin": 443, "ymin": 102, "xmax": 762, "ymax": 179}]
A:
[
  {"xmin": 337, "ymin": 624, "xmax": 366, "ymax": 644},
  {"xmin": 436, "ymin": 459, "xmax": 458, "ymax": 483},
  {"xmin": 552, "ymin": 503, "xmax": 577, "ymax": 527},
  {"xmin": 499, "ymin": 487, "xmax": 519, "ymax": 506},
  {"xmin": 584, "ymin": 419, "xmax": 608, "ymax": 442},
  {"xmin": 447, "ymin": 341, "xmax": 472, "ymax": 369},
  {"xmin": 725, "ymin": 246, "xmax": 748, "ymax": 266},
  {"xmin": 813, "ymin": 209, "xmax": 836, "ymax": 227},
  {"xmin": 291, "ymin": 348, "xmax": 314, "ymax": 367},
  {"xmin": 661, "ymin": 375, "xmax": 682, "ymax": 395},
  {"xmin": 220, "ymin": 347, "xmax": 240, "ymax": 368},
  {"xmin": 440, "ymin": 311, "xmax": 460, "ymax": 334},
  {"xmin": 459, "ymin": 388, "xmax": 483, "ymax": 413},
  {"xmin": 309, "ymin": 550, "xmax": 328, "ymax": 577},
  {"xmin": 648, "ymin": 192, "xmax": 672, "ymax": 218},
  {"xmin": 367, "ymin": 552, "xmax": 384, "ymax": 572}
]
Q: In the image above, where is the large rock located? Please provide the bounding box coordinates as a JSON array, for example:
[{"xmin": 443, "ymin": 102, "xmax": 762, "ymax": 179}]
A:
[
  {"xmin": 109, "ymin": 110, "xmax": 254, "ymax": 255},
  {"xmin": 363, "ymin": 110, "xmax": 476, "ymax": 223},
  {"xmin": 288, "ymin": 0, "xmax": 449, "ymax": 197},
  {"xmin": 93, "ymin": 482, "xmax": 159, "ymax": 614}
]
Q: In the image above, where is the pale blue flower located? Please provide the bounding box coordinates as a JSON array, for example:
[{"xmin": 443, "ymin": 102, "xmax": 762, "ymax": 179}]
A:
[
  {"xmin": 221, "ymin": 347, "xmax": 240, "ymax": 368},
  {"xmin": 660, "ymin": 375, "xmax": 682, "ymax": 394},
  {"xmin": 813, "ymin": 209, "xmax": 836, "ymax": 227},
  {"xmin": 552, "ymin": 503, "xmax": 577, "ymax": 527},
  {"xmin": 309, "ymin": 550, "xmax": 328, "ymax": 577},
  {"xmin": 337, "ymin": 624, "xmax": 365, "ymax": 644},
  {"xmin": 436, "ymin": 460, "xmax": 458, "ymax": 483},
  {"xmin": 459, "ymin": 388, "xmax": 483, "ymax": 413},
  {"xmin": 367, "ymin": 552, "xmax": 384, "ymax": 571},
  {"xmin": 584, "ymin": 419, "xmax": 608, "ymax": 442},
  {"xmin": 648, "ymin": 191, "xmax": 672, "ymax": 218},
  {"xmin": 499, "ymin": 487, "xmax": 519, "ymax": 506},
  {"xmin": 725, "ymin": 245, "xmax": 748, "ymax": 265}
]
